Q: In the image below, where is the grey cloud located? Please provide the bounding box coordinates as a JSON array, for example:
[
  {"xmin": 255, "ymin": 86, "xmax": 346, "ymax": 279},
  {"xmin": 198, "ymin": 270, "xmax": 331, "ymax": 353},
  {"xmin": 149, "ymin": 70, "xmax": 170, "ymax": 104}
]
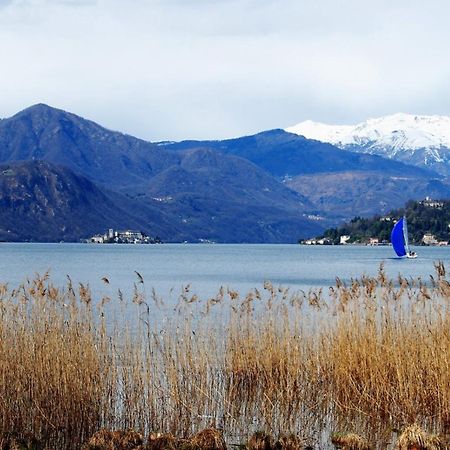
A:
[
  {"xmin": 1, "ymin": 0, "xmax": 450, "ymax": 140},
  {"xmin": 48, "ymin": 0, "xmax": 97, "ymax": 6}
]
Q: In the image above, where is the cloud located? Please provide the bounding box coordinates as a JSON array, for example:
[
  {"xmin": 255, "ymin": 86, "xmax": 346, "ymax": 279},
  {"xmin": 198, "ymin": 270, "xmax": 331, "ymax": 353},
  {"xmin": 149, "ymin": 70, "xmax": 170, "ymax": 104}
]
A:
[{"xmin": 1, "ymin": 0, "xmax": 450, "ymax": 140}]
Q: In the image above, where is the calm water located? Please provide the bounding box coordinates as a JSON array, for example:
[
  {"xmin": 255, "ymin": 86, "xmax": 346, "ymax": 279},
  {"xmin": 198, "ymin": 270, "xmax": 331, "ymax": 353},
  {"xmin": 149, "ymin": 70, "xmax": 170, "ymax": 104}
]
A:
[{"xmin": 0, "ymin": 243, "xmax": 449, "ymax": 302}]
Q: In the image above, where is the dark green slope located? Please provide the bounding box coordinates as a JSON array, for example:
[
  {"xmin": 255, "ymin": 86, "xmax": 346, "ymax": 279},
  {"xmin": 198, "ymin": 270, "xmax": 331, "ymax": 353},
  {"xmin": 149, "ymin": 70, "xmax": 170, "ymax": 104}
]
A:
[{"xmin": 318, "ymin": 199, "xmax": 450, "ymax": 244}]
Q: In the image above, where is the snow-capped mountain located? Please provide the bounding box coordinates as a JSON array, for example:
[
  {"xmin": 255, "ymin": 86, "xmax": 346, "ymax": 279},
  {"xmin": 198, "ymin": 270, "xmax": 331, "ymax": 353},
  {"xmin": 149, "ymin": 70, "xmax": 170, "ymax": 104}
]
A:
[{"xmin": 286, "ymin": 113, "xmax": 450, "ymax": 174}]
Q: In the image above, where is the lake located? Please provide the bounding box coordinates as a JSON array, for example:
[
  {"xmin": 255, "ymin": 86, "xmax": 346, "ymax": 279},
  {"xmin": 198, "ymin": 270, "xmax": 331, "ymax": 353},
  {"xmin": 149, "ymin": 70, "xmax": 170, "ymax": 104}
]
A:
[{"xmin": 0, "ymin": 243, "xmax": 448, "ymax": 302}]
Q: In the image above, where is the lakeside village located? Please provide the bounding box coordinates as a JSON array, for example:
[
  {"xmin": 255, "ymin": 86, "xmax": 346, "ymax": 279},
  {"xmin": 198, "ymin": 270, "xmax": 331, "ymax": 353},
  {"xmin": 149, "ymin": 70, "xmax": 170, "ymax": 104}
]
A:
[
  {"xmin": 89, "ymin": 229, "xmax": 161, "ymax": 244},
  {"xmin": 300, "ymin": 232, "xmax": 448, "ymax": 246},
  {"xmin": 300, "ymin": 197, "xmax": 450, "ymax": 246}
]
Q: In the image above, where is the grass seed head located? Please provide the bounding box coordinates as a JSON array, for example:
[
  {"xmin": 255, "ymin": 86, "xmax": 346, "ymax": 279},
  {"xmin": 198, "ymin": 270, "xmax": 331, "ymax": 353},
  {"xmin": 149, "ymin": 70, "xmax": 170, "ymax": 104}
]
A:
[
  {"xmin": 331, "ymin": 432, "xmax": 372, "ymax": 450},
  {"xmin": 397, "ymin": 425, "xmax": 428, "ymax": 450},
  {"xmin": 425, "ymin": 433, "xmax": 449, "ymax": 450},
  {"xmin": 189, "ymin": 428, "xmax": 227, "ymax": 450}
]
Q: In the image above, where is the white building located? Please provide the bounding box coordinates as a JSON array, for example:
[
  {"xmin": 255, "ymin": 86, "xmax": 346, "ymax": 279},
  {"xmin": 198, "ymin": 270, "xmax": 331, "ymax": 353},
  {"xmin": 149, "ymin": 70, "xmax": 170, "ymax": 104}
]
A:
[
  {"xmin": 421, "ymin": 197, "xmax": 444, "ymax": 209},
  {"xmin": 422, "ymin": 233, "xmax": 438, "ymax": 245}
]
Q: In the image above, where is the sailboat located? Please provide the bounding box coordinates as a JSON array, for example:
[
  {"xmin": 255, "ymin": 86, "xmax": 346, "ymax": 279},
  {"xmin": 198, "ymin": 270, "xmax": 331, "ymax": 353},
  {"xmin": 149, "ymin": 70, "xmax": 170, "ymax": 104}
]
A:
[{"xmin": 391, "ymin": 216, "xmax": 417, "ymax": 258}]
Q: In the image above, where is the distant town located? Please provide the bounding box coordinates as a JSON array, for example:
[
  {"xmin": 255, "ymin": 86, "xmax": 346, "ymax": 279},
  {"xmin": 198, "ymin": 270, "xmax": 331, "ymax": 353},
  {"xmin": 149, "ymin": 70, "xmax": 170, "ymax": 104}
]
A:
[
  {"xmin": 89, "ymin": 229, "xmax": 161, "ymax": 244},
  {"xmin": 300, "ymin": 198, "xmax": 450, "ymax": 246},
  {"xmin": 299, "ymin": 232, "xmax": 448, "ymax": 246}
]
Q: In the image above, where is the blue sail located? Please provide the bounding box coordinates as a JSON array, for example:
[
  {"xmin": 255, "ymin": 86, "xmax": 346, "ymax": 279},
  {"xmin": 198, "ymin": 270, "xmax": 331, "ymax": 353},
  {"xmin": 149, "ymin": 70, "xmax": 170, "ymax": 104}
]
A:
[{"xmin": 391, "ymin": 218, "xmax": 407, "ymax": 257}]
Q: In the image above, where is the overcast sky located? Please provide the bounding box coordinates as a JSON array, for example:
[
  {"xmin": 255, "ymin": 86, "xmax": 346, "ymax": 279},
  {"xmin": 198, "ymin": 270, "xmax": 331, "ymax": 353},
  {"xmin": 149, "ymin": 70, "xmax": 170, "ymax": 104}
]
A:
[{"xmin": 1, "ymin": 0, "xmax": 450, "ymax": 141}]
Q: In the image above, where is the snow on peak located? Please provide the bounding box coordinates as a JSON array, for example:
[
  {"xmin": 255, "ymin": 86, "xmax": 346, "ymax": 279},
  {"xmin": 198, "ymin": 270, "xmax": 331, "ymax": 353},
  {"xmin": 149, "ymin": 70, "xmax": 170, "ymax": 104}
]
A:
[{"xmin": 286, "ymin": 113, "xmax": 450, "ymax": 153}]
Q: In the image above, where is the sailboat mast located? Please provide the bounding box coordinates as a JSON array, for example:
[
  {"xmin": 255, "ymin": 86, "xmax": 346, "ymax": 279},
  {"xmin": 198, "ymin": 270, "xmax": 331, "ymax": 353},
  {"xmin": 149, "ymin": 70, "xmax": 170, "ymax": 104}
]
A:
[{"xmin": 403, "ymin": 216, "xmax": 410, "ymax": 253}]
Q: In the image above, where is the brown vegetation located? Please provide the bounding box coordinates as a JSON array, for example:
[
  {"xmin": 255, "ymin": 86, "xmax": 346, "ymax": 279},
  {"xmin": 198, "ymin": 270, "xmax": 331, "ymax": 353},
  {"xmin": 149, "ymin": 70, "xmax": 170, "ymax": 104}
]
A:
[
  {"xmin": 189, "ymin": 428, "xmax": 226, "ymax": 450},
  {"xmin": 246, "ymin": 431, "xmax": 307, "ymax": 450},
  {"xmin": 396, "ymin": 424, "xmax": 449, "ymax": 450},
  {"xmin": 331, "ymin": 432, "xmax": 372, "ymax": 450},
  {"xmin": 274, "ymin": 433, "xmax": 305, "ymax": 450},
  {"xmin": 83, "ymin": 429, "xmax": 144, "ymax": 450},
  {"xmin": 0, "ymin": 264, "xmax": 449, "ymax": 449},
  {"xmin": 247, "ymin": 431, "xmax": 274, "ymax": 450},
  {"xmin": 147, "ymin": 433, "xmax": 181, "ymax": 450}
]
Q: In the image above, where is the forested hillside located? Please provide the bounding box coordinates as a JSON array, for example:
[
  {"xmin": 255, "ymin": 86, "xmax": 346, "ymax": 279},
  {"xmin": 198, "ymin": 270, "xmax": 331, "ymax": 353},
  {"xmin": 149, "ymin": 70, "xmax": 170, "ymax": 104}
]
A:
[{"xmin": 318, "ymin": 199, "xmax": 450, "ymax": 244}]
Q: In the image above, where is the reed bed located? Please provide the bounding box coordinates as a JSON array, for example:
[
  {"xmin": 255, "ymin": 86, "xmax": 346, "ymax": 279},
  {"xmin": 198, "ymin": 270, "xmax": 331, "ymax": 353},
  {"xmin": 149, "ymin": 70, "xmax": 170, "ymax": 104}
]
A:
[{"xmin": 0, "ymin": 264, "xmax": 449, "ymax": 449}]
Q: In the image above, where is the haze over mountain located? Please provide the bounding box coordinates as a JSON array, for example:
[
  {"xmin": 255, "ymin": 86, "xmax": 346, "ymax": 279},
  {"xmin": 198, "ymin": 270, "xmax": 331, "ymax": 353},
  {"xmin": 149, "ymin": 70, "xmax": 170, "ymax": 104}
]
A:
[
  {"xmin": 1, "ymin": 104, "xmax": 449, "ymax": 242},
  {"xmin": 286, "ymin": 113, "xmax": 450, "ymax": 175}
]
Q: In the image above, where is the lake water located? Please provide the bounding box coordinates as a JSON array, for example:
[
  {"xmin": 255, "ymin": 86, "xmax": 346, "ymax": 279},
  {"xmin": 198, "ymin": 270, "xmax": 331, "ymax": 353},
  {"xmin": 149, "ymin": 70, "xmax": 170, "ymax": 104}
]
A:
[{"xmin": 0, "ymin": 243, "xmax": 449, "ymax": 302}]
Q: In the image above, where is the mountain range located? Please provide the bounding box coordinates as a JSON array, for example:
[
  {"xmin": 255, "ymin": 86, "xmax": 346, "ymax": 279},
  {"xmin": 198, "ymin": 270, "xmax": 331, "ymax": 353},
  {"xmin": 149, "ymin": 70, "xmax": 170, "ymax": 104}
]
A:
[
  {"xmin": 286, "ymin": 113, "xmax": 450, "ymax": 175},
  {"xmin": 0, "ymin": 104, "xmax": 449, "ymax": 242},
  {"xmin": 0, "ymin": 160, "xmax": 176, "ymax": 242},
  {"xmin": 162, "ymin": 128, "xmax": 434, "ymax": 178}
]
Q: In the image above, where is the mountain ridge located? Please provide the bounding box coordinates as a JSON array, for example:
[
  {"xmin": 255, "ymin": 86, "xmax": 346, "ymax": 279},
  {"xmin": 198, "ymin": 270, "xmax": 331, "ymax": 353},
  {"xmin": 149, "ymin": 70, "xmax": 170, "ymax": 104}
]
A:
[
  {"xmin": 286, "ymin": 113, "xmax": 450, "ymax": 175},
  {"xmin": 0, "ymin": 103, "xmax": 181, "ymax": 192},
  {"xmin": 1, "ymin": 104, "xmax": 449, "ymax": 242},
  {"xmin": 163, "ymin": 128, "xmax": 438, "ymax": 179},
  {"xmin": 0, "ymin": 105, "xmax": 327, "ymax": 242},
  {"xmin": 0, "ymin": 160, "xmax": 178, "ymax": 242}
]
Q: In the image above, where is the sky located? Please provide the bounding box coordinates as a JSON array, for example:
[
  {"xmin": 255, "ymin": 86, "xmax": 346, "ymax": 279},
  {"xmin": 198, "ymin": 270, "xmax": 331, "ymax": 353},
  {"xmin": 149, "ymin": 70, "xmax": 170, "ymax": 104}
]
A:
[{"xmin": 1, "ymin": 0, "xmax": 450, "ymax": 141}]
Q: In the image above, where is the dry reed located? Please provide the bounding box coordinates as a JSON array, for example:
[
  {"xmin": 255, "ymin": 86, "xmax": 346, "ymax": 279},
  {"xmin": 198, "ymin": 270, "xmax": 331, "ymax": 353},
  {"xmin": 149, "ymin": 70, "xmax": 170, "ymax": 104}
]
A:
[
  {"xmin": 331, "ymin": 432, "xmax": 372, "ymax": 450},
  {"xmin": 0, "ymin": 264, "xmax": 449, "ymax": 449},
  {"xmin": 274, "ymin": 433, "xmax": 305, "ymax": 450},
  {"xmin": 396, "ymin": 424, "xmax": 449, "ymax": 450},
  {"xmin": 83, "ymin": 429, "xmax": 144, "ymax": 450},
  {"xmin": 247, "ymin": 431, "xmax": 274, "ymax": 450},
  {"xmin": 147, "ymin": 432, "xmax": 181, "ymax": 450}
]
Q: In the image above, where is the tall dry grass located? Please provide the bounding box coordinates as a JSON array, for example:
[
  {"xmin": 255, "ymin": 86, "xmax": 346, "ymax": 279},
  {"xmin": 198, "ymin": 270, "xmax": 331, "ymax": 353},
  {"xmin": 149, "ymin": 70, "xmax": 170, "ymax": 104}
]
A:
[{"xmin": 0, "ymin": 264, "xmax": 449, "ymax": 449}]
